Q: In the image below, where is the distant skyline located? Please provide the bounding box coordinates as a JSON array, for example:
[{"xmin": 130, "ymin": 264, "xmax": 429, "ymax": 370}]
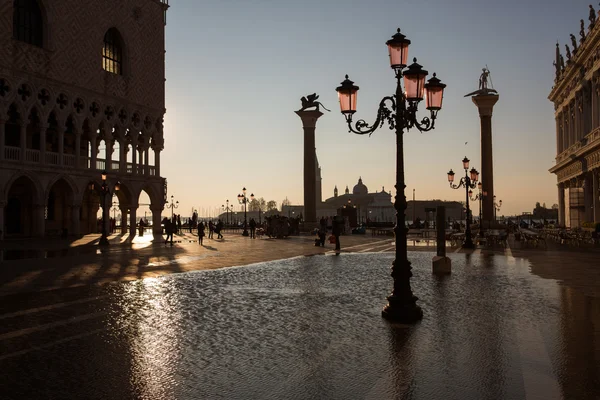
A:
[{"xmin": 159, "ymin": 0, "xmax": 590, "ymax": 217}]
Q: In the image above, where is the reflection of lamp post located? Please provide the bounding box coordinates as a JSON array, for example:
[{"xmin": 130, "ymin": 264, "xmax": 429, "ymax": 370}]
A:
[
  {"xmin": 448, "ymin": 157, "xmax": 479, "ymax": 249},
  {"xmin": 469, "ymin": 181, "xmax": 487, "ymax": 238},
  {"xmin": 494, "ymin": 195, "xmax": 502, "ymax": 222},
  {"xmin": 167, "ymin": 195, "xmax": 179, "ymax": 219},
  {"xmin": 237, "ymin": 188, "xmax": 253, "ymax": 236},
  {"xmin": 99, "ymin": 171, "xmax": 119, "ymax": 246},
  {"xmin": 335, "ymin": 28, "xmax": 446, "ymax": 323}
]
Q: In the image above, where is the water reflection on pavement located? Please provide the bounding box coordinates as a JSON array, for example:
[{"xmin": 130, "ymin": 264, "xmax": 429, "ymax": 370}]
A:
[{"xmin": 0, "ymin": 252, "xmax": 598, "ymax": 399}]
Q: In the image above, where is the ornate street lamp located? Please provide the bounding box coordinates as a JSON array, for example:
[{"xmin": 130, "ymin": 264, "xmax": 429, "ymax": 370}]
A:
[
  {"xmin": 469, "ymin": 181, "xmax": 487, "ymax": 238},
  {"xmin": 494, "ymin": 195, "xmax": 502, "ymax": 222},
  {"xmin": 167, "ymin": 195, "xmax": 179, "ymax": 219},
  {"xmin": 237, "ymin": 188, "xmax": 253, "ymax": 236},
  {"xmin": 99, "ymin": 170, "xmax": 119, "ymax": 246},
  {"xmin": 448, "ymin": 157, "xmax": 479, "ymax": 249},
  {"xmin": 222, "ymin": 200, "xmax": 232, "ymax": 226},
  {"xmin": 335, "ymin": 28, "xmax": 446, "ymax": 323}
]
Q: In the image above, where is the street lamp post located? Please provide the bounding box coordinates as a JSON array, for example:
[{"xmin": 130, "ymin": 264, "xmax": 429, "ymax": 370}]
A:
[
  {"xmin": 469, "ymin": 181, "xmax": 487, "ymax": 238},
  {"xmin": 221, "ymin": 200, "xmax": 232, "ymax": 226},
  {"xmin": 167, "ymin": 195, "xmax": 179, "ymax": 219},
  {"xmin": 335, "ymin": 28, "xmax": 446, "ymax": 323},
  {"xmin": 99, "ymin": 171, "xmax": 120, "ymax": 246},
  {"xmin": 237, "ymin": 188, "xmax": 254, "ymax": 236},
  {"xmin": 494, "ymin": 195, "xmax": 502, "ymax": 222},
  {"xmin": 448, "ymin": 157, "xmax": 480, "ymax": 249}
]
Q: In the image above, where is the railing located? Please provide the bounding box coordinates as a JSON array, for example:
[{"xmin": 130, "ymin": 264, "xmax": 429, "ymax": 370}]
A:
[
  {"xmin": 1, "ymin": 150, "xmax": 159, "ymax": 177},
  {"xmin": 45, "ymin": 152, "xmax": 59, "ymax": 165},
  {"xmin": 5, "ymin": 146, "xmax": 20, "ymax": 161},
  {"xmin": 63, "ymin": 154, "xmax": 75, "ymax": 167},
  {"xmin": 25, "ymin": 149, "xmax": 40, "ymax": 163}
]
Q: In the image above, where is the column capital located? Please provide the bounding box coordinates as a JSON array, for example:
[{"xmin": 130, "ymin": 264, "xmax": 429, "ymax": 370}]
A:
[
  {"xmin": 295, "ymin": 110, "xmax": 323, "ymax": 129},
  {"xmin": 471, "ymin": 94, "xmax": 499, "ymax": 117}
]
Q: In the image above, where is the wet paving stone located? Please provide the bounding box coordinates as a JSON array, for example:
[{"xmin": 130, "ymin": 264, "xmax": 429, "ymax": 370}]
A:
[{"xmin": 0, "ymin": 252, "xmax": 598, "ymax": 399}]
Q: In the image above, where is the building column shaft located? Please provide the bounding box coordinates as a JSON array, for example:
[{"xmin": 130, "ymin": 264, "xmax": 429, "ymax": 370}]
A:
[
  {"xmin": 144, "ymin": 148, "xmax": 149, "ymax": 175},
  {"xmin": 131, "ymin": 140, "xmax": 137, "ymax": 174},
  {"xmin": 120, "ymin": 138, "xmax": 126, "ymax": 173},
  {"xmin": 120, "ymin": 208, "xmax": 128, "ymax": 234},
  {"xmin": 151, "ymin": 207, "xmax": 163, "ymax": 235},
  {"xmin": 34, "ymin": 204, "xmax": 45, "ymax": 237},
  {"xmin": 75, "ymin": 132, "xmax": 81, "ymax": 168},
  {"xmin": 90, "ymin": 135, "xmax": 98, "ymax": 170},
  {"xmin": 585, "ymin": 173, "xmax": 594, "ymax": 222},
  {"xmin": 71, "ymin": 206, "xmax": 80, "ymax": 236},
  {"xmin": 155, "ymin": 149, "xmax": 161, "ymax": 176},
  {"xmin": 106, "ymin": 140, "xmax": 113, "ymax": 171},
  {"xmin": 558, "ymin": 184, "xmax": 565, "ymax": 226},
  {"xmin": 0, "ymin": 120, "xmax": 5, "ymax": 161},
  {"xmin": 0, "ymin": 203, "xmax": 4, "ymax": 240},
  {"xmin": 58, "ymin": 129, "xmax": 64, "ymax": 165},
  {"xmin": 39, "ymin": 126, "xmax": 47, "ymax": 165},
  {"xmin": 129, "ymin": 206, "xmax": 137, "ymax": 236},
  {"xmin": 593, "ymin": 169, "xmax": 599, "ymax": 223},
  {"xmin": 20, "ymin": 124, "xmax": 26, "ymax": 161}
]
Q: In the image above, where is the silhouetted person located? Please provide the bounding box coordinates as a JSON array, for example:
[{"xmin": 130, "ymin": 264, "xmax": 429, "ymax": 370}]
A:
[
  {"xmin": 198, "ymin": 221, "xmax": 205, "ymax": 245},
  {"xmin": 216, "ymin": 219, "xmax": 224, "ymax": 239},
  {"xmin": 208, "ymin": 221, "xmax": 214, "ymax": 239},
  {"xmin": 332, "ymin": 217, "xmax": 342, "ymax": 252},
  {"xmin": 164, "ymin": 218, "xmax": 174, "ymax": 246},
  {"xmin": 249, "ymin": 218, "xmax": 257, "ymax": 239}
]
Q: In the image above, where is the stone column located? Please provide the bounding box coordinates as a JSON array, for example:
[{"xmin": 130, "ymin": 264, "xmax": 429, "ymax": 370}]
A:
[
  {"xmin": 0, "ymin": 201, "xmax": 4, "ymax": 240},
  {"xmin": 131, "ymin": 137, "xmax": 138, "ymax": 174},
  {"xmin": 556, "ymin": 114, "xmax": 562, "ymax": 154},
  {"xmin": 471, "ymin": 94, "xmax": 499, "ymax": 228},
  {"xmin": 129, "ymin": 204, "xmax": 137, "ymax": 236},
  {"xmin": 120, "ymin": 206, "xmax": 128, "ymax": 234},
  {"xmin": 103, "ymin": 194, "xmax": 110, "ymax": 237},
  {"xmin": 144, "ymin": 147, "xmax": 149, "ymax": 175},
  {"xmin": 39, "ymin": 124, "xmax": 47, "ymax": 164},
  {"xmin": 71, "ymin": 205, "xmax": 81, "ymax": 236},
  {"xmin": 90, "ymin": 134, "xmax": 98, "ymax": 170},
  {"xmin": 105, "ymin": 139, "xmax": 113, "ymax": 172},
  {"xmin": 295, "ymin": 109, "xmax": 323, "ymax": 227},
  {"xmin": 585, "ymin": 172, "xmax": 594, "ymax": 223},
  {"xmin": 154, "ymin": 148, "xmax": 161, "ymax": 176},
  {"xmin": 558, "ymin": 183, "xmax": 565, "ymax": 227},
  {"xmin": 593, "ymin": 169, "xmax": 599, "ymax": 223},
  {"xmin": 34, "ymin": 204, "xmax": 45, "ymax": 237},
  {"xmin": 0, "ymin": 119, "xmax": 5, "ymax": 161},
  {"xmin": 58, "ymin": 128, "xmax": 64, "ymax": 166},
  {"xmin": 75, "ymin": 131, "xmax": 81, "ymax": 168},
  {"xmin": 19, "ymin": 123, "xmax": 26, "ymax": 161},
  {"xmin": 119, "ymin": 135, "xmax": 126, "ymax": 173},
  {"xmin": 151, "ymin": 205, "xmax": 164, "ymax": 240}
]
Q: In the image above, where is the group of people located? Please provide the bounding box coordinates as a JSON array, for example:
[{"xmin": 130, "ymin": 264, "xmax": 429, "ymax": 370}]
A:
[
  {"xmin": 316, "ymin": 216, "xmax": 343, "ymax": 251},
  {"xmin": 197, "ymin": 220, "xmax": 224, "ymax": 245}
]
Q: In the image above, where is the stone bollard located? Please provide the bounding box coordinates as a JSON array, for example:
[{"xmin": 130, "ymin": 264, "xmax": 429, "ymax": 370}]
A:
[{"xmin": 432, "ymin": 206, "xmax": 452, "ymax": 274}]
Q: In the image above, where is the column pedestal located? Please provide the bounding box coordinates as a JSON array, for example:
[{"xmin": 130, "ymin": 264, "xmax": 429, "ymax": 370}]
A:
[
  {"xmin": 295, "ymin": 110, "xmax": 323, "ymax": 225},
  {"xmin": 471, "ymin": 94, "xmax": 499, "ymax": 228},
  {"xmin": 151, "ymin": 207, "xmax": 164, "ymax": 240},
  {"xmin": 558, "ymin": 183, "xmax": 566, "ymax": 227}
]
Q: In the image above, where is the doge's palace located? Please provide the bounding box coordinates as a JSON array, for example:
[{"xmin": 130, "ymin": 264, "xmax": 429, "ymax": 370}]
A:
[{"xmin": 0, "ymin": 0, "xmax": 169, "ymax": 238}]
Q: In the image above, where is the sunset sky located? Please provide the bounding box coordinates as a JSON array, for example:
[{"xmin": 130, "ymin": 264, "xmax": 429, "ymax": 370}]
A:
[{"xmin": 158, "ymin": 0, "xmax": 588, "ymax": 217}]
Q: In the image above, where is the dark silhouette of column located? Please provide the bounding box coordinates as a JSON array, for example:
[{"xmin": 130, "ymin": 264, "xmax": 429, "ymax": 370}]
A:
[
  {"xmin": 472, "ymin": 94, "xmax": 499, "ymax": 227},
  {"xmin": 295, "ymin": 110, "xmax": 323, "ymax": 225}
]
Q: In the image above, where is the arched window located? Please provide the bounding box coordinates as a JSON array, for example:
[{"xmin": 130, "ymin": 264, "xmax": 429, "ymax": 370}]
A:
[
  {"xmin": 13, "ymin": 0, "xmax": 43, "ymax": 47},
  {"xmin": 103, "ymin": 28, "xmax": 123, "ymax": 75}
]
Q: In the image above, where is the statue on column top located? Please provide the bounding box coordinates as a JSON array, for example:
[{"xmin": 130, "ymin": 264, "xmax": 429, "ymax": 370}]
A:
[
  {"xmin": 299, "ymin": 93, "xmax": 330, "ymax": 112},
  {"xmin": 464, "ymin": 66, "xmax": 498, "ymax": 97}
]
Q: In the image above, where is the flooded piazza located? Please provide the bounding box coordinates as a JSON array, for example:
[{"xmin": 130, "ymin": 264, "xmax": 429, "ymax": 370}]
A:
[{"xmin": 0, "ymin": 251, "xmax": 598, "ymax": 399}]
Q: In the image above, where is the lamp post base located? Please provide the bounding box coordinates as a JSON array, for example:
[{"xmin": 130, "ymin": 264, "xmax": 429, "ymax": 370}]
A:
[
  {"xmin": 99, "ymin": 235, "xmax": 110, "ymax": 246},
  {"xmin": 242, "ymin": 230, "xmax": 249, "ymax": 237},
  {"xmin": 381, "ymin": 294, "xmax": 423, "ymax": 323}
]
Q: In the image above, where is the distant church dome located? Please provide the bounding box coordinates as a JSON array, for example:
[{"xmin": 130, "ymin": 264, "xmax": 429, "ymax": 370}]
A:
[{"xmin": 352, "ymin": 177, "xmax": 368, "ymax": 195}]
